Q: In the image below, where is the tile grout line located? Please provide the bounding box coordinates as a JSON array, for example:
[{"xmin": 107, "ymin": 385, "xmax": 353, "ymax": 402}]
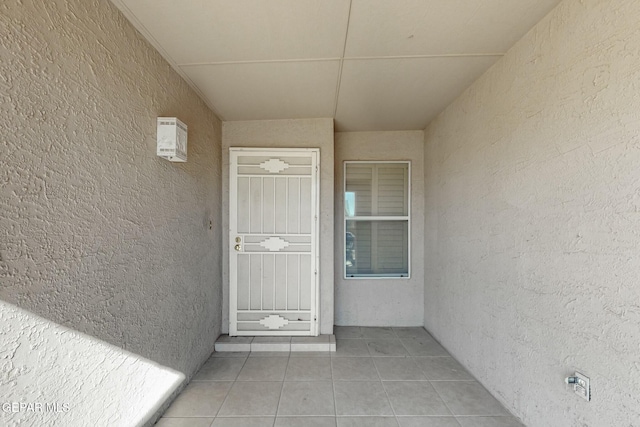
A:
[
  {"xmin": 397, "ymin": 333, "xmax": 414, "ymax": 358},
  {"xmin": 273, "ymin": 352, "xmax": 291, "ymax": 424},
  {"xmin": 330, "ymin": 346, "xmax": 338, "ymax": 420},
  {"xmin": 407, "ymin": 328, "xmax": 463, "ymax": 424},
  {"xmin": 371, "ymin": 338, "xmax": 400, "ymax": 423},
  {"xmin": 429, "ymin": 377, "xmax": 462, "ymax": 426},
  {"xmin": 213, "ymin": 353, "xmax": 250, "ymax": 421}
]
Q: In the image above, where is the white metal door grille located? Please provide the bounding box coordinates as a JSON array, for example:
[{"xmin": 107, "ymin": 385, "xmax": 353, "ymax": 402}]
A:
[{"xmin": 229, "ymin": 148, "xmax": 319, "ymax": 336}]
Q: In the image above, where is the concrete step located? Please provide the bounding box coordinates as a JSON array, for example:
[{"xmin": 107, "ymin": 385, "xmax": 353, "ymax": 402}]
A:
[{"xmin": 214, "ymin": 334, "xmax": 336, "ymax": 353}]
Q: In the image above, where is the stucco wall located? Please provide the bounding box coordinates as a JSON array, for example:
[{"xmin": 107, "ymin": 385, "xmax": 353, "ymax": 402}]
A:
[
  {"xmin": 1, "ymin": 0, "xmax": 222, "ymax": 402},
  {"xmin": 423, "ymin": 1, "xmax": 640, "ymax": 426},
  {"xmin": 0, "ymin": 301, "xmax": 185, "ymax": 427},
  {"xmin": 335, "ymin": 131, "xmax": 424, "ymax": 326},
  {"xmin": 222, "ymin": 119, "xmax": 335, "ymax": 334}
]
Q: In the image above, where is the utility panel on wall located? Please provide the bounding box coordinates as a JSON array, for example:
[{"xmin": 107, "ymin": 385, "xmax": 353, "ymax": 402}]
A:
[{"xmin": 157, "ymin": 117, "xmax": 187, "ymax": 162}]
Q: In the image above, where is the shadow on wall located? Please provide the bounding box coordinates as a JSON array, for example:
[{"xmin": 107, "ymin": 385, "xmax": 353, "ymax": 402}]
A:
[{"xmin": 0, "ymin": 300, "xmax": 184, "ymax": 427}]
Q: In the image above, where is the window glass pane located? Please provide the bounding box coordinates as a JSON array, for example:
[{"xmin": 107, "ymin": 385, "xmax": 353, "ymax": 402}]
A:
[
  {"xmin": 345, "ymin": 163, "xmax": 408, "ymax": 217},
  {"xmin": 345, "ymin": 164, "xmax": 373, "ymax": 216},
  {"xmin": 377, "ymin": 165, "xmax": 408, "ymax": 216},
  {"xmin": 345, "ymin": 220, "xmax": 409, "ymax": 277}
]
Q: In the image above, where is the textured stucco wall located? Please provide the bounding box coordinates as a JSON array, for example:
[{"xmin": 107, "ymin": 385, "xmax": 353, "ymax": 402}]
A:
[
  {"xmin": 0, "ymin": 0, "xmax": 222, "ymax": 413},
  {"xmin": 335, "ymin": 131, "xmax": 424, "ymax": 326},
  {"xmin": 222, "ymin": 119, "xmax": 335, "ymax": 334},
  {"xmin": 423, "ymin": 1, "xmax": 640, "ymax": 426},
  {"xmin": 0, "ymin": 301, "xmax": 184, "ymax": 427}
]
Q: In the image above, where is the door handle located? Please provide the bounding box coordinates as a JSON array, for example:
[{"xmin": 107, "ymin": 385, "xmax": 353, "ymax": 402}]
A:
[{"xmin": 234, "ymin": 244, "xmax": 241, "ymax": 251}]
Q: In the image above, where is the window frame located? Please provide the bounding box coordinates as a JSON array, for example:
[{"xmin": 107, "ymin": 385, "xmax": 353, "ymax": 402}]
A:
[{"xmin": 343, "ymin": 160, "xmax": 411, "ymax": 280}]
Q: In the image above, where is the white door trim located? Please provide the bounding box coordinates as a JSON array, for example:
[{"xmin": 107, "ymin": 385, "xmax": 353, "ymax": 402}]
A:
[{"xmin": 229, "ymin": 147, "xmax": 320, "ymax": 336}]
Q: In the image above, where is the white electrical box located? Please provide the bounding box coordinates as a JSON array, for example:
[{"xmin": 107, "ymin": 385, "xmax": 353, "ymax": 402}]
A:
[
  {"xmin": 566, "ymin": 372, "xmax": 591, "ymax": 401},
  {"xmin": 157, "ymin": 117, "xmax": 187, "ymax": 162},
  {"xmin": 573, "ymin": 372, "xmax": 591, "ymax": 401}
]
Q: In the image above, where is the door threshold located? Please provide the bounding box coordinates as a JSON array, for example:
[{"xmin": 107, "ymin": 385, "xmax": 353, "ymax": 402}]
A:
[{"xmin": 214, "ymin": 334, "xmax": 336, "ymax": 353}]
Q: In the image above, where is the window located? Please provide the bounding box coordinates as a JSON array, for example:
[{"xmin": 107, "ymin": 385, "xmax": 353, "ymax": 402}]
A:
[{"xmin": 344, "ymin": 161, "xmax": 410, "ymax": 278}]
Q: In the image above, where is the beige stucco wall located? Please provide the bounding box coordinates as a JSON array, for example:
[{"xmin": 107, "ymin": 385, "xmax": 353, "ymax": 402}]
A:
[
  {"xmin": 335, "ymin": 131, "xmax": 424, "ymax": 326},
  {"xmin": 423, "ymin": 1, "xmax": 640, "ymax": 426},
  {"xmin": 0, "ymin": 1, "xmax": 222, "ymax": 424},
  {"xmin": 222, "ymin": 119, "xmax": 335, "ymax": 334},
  {"xmin": 0, "ymin": 301, "xmax": 185, "ymax": 427}
]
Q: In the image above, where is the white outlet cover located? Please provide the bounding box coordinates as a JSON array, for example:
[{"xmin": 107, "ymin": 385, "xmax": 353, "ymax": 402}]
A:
[{"xmin": 574, "ymin": 372, "xmax": 591, "ymax": 401}]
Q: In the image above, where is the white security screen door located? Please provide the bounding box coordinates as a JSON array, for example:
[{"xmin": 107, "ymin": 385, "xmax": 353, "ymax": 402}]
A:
[{"xmin": 229, "ymin": 148, "xmax": 319, "ymax": 336}]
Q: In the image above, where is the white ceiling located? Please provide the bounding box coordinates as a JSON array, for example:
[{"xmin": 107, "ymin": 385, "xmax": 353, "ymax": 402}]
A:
[{"xmin": 111, "ymin": 0, "xmax": 562, "ymax": 131}]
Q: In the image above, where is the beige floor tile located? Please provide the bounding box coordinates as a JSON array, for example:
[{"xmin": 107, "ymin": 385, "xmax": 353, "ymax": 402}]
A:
[
  {"xmin": 163, "ymin": 382, "xmax": 232, "ymax": 417},
  {"xmin": 193, "ymin": 357, "xmax": 246, "ymax": 381},
  {"xmin": 276, "ymin": 416, "xmax": 337, "ymax": 427},
  {"xmin": 392, "ymin": 328, "xmax": 434, "ymax": 340},
  {"xmin": 384, "ymin": 381, "xmax": 451, "ymax": 416},
  {"xmin": 397, "ymin": 416, "xmax": 461, "ymax": 427},
  {"xmin": 217, "ymin": 381, "xmax": 282, "ymax": 416},
  {"xmin": 332, "ymin": 357, "xmax": 379, "ymax": 380},
  {"xmin": 373, "ymin": 357, "xmax": 426, "ymax": 380},
  {"xmin": 290, "ymin": 351, "xmax": 332, "ymax": 358},
  {"xmin": 431, "ymin": 382, "xmax": 510, "ymax": 416},
  {"xmin": 400, "ymin": 337, "xmax": 449, "ymax": 357},
  {"xmin": 334, "ymin": 381, "xmax": 393, "ymax": 416},
  {"xmin": 237, "ymin": 357, "xmax": 288, "ymax": 381},
  {"xmin": 334, "ymin": 339, "xmax": 370, "ymax": 357},
  {"xmin": 285, "ymin": 357, "xmax": 332, "ymax": 381},
  {"xmin": 211, "ymin": 417, "xmax": 274, "ymax": 427},
  {"xmin": 456, "ymin": 416, "xmax": 525, "ymax": 427},
  {"xmin": 278, "ymin": 381, "xmax": 335, "ymax": 416},
  {"xmin": 337, "ymin": 417, "xmax": 399, "ymax": 427},
  {"xmin": 334, "ymin": 326, "xmax": 364, "ymax": 339},
  {"xmin": 360, "ymin": 327, "xmax": 398, "ymax": 340},
  {"xmin": 367, "ymin": 339, "xmax": 410, "ymax": 357},
  {"xmin": 155, "ymin": 418, "xmax": 213, "ymax": 427},
  {"xmin": 415, "ymin": 357, "xmax": 474, "ymax": 381},
  {"xmin": 211, "ymin": 352, "xmax": 250, "ymax": 358}
]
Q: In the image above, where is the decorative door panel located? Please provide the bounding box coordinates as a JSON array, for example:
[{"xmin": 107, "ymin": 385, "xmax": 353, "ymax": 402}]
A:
[{"xmin": 229, "ymin": 148, "xmax": 319, "ymax": 336}]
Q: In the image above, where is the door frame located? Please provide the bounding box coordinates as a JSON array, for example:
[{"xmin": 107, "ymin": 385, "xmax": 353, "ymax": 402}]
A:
[{"xmin": 229, "ymin": 147, "xmax": 320, "ymax": 336}]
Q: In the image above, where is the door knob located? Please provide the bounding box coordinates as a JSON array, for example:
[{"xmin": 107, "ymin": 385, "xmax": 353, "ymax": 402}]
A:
[{"xmin": 234, "ymin": 244, "xmax": 241, "ymax": 251}]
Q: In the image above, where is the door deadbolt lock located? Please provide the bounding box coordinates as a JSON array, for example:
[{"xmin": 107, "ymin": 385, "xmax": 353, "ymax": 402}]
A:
[{"xmin": 235, "ymin": 237, "xmax": 241, "ymax": 243}]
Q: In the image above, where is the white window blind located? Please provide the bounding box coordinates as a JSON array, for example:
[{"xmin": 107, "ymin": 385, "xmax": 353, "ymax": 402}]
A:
[{"xmin": 344, "ymin": 162, "xmax": 410, "ymax": 278}]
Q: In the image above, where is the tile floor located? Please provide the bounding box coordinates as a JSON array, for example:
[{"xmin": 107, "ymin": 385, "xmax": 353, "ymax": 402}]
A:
[{"xmin": 155, "ymin": 327, "xmax": 525, "ymax": 427}]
